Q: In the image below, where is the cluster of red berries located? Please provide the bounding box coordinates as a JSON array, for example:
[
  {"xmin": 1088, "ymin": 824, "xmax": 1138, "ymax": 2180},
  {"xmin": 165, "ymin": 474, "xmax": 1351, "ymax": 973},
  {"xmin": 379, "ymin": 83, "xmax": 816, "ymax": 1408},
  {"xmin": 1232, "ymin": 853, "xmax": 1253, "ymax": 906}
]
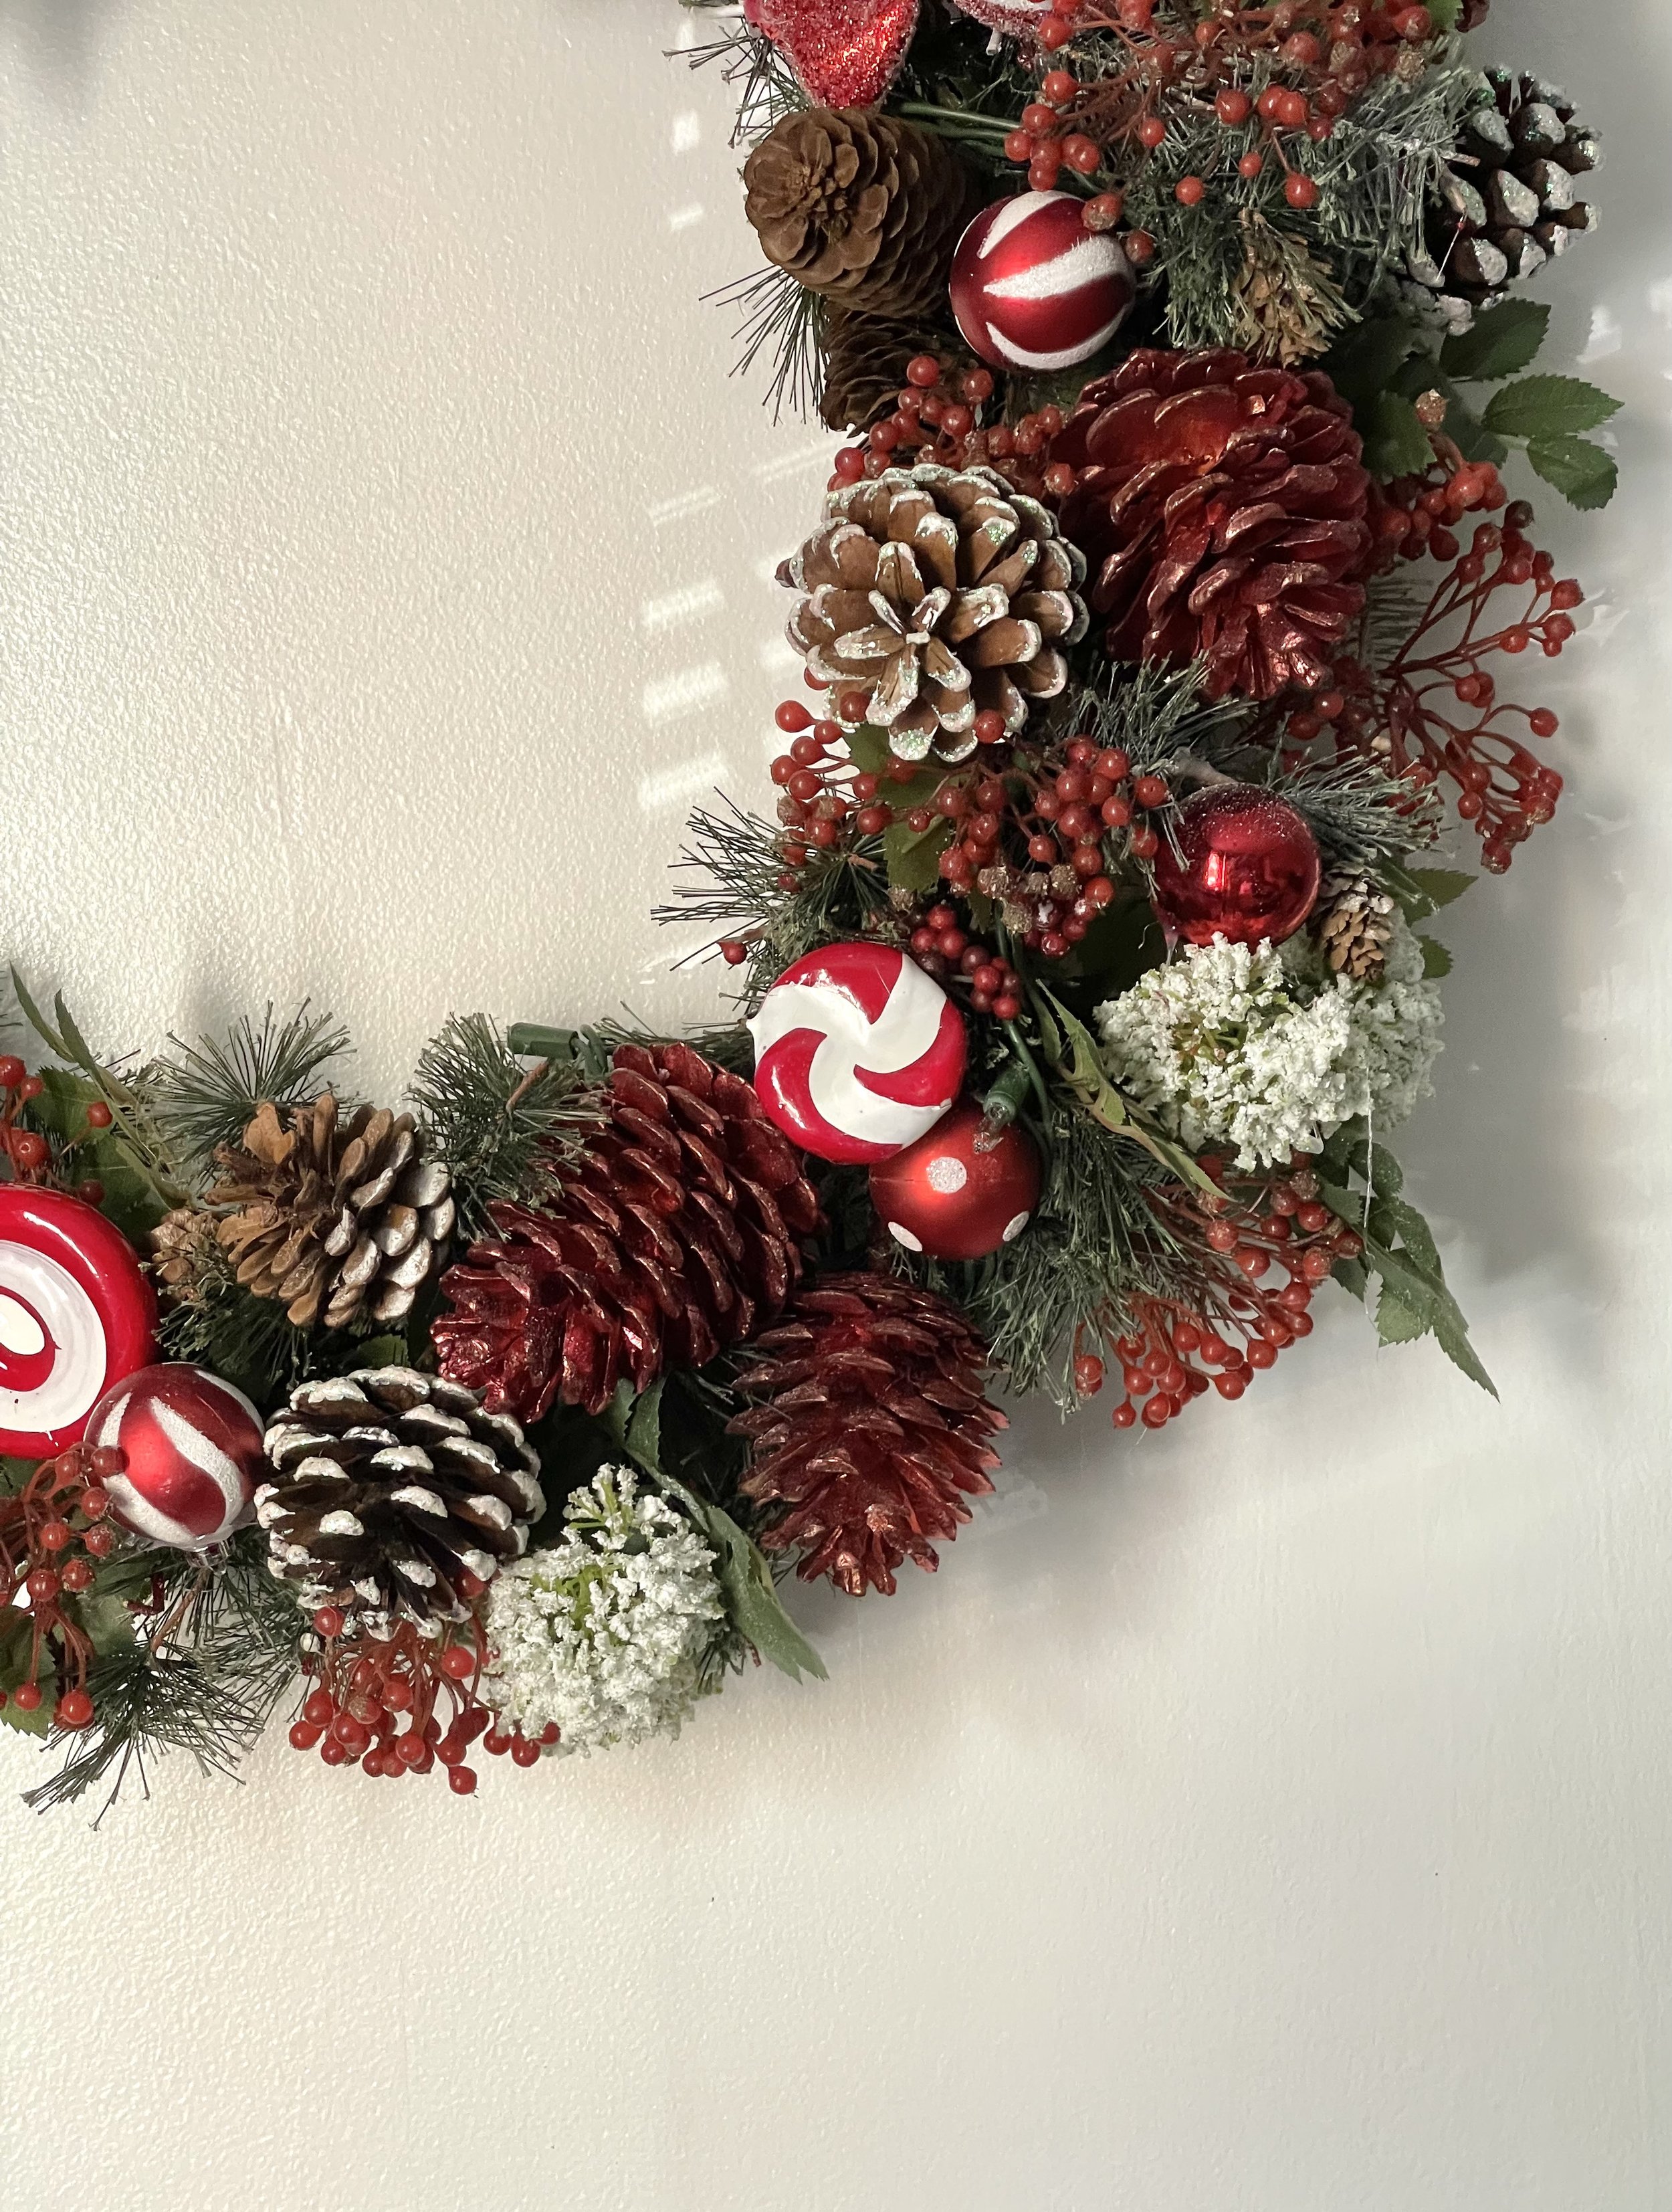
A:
[
  {"xmin": 758, "ymin": 698, "xmax": 916, "ymax": 880},
  {"xmin": 1333, "ymin": 502, "xmax": 1580, "ymax": 868},
  {"xmin": 926, "ymin": 736, "xmax": 1164, "ymax": 959},
  {"xmin": 0, "ymin": 1054, "xmax": 113, "ymax": 1202},
  {"xmin": 827, "ymin": 355, "xmax": 1078, "ymax": 504},
  {"xmin": 997, "ymin": 0, "xmax": 1441, "ymax": 223},
  {"xmin": 904, "ymin": 904, "xmax": 1027, "ymax": 1021},
  {"xmin": 1368, "ymin": 445, "xmax": 1509, "ymax": 572},
  {"xmin": 0, "ymin": 1442, "xmax": 123, "ymax": 1730},
  {"xmin": 288, "ymin": 1606, "xmax": 550, "ymax": 1795},
  {"xmin": 1073, "ymin": 1169, "xmax": 1362, "ymax": 1429}
]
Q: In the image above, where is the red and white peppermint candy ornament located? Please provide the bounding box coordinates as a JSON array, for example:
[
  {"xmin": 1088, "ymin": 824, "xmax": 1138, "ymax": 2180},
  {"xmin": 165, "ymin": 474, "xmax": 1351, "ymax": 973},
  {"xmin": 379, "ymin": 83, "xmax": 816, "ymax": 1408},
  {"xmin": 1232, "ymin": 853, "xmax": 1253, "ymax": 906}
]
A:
[
  {"xmin": 748, "ymin": 943, "xmax": 967, "ymax": 1166},
  {"xmin": 950, "ymin": 192, "xmax": 1135, "ymax": 373},
  {"xmin": 0, "ymin": 1185, "xmax": 157, "ymax": 1456},
  {"xmin": 87, "ymin": 1362, "xmax": 265, "ymax": 1550},
  {"xmin": 947, "ymin": 0, "xmax": 1057, "ymax": 41}
]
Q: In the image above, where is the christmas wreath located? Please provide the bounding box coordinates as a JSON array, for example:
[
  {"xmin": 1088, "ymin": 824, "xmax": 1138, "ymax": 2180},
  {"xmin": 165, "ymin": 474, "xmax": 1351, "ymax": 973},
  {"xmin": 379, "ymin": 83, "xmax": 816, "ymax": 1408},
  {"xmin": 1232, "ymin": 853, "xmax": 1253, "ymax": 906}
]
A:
[{"xmin": 1, "ymin": 0, "xmax": 1614, "ymax": 1813}]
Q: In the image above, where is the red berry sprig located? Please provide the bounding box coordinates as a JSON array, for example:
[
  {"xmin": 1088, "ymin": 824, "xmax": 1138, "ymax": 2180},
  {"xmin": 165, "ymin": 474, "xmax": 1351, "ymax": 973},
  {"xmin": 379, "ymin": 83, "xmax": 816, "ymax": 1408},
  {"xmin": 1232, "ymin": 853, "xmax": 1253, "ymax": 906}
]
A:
[
  {"xmin": 828, "ymin": 358, "xmax": 1080, "ymax": 504},
  {"xmin": 1331, "ymin": 500, "xmax": 1578, "ymax": 870},
  {"xmin": 0, "ymin": 1443, "xmax": 124, "ymax": 1729},
  {"xmin": 0, "ymin": 1055, "xmax": 116, "ymax": 1203},
  {"xmin": 1073, "ymin": 1168, "xmax": 1362, "ymax": 1429},
  {"xmin": 289, "ymin": 1605, "xmax": 541, "ymax": 1795}
]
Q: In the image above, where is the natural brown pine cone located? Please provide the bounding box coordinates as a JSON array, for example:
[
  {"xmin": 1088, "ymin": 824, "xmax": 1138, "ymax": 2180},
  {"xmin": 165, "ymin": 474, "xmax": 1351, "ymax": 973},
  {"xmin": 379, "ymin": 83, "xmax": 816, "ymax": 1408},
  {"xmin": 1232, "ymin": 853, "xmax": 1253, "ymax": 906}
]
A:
[
  {"xmin": 1409, "ymin": 69, "xmax": 1600, "ymax": 322},
  {"xmin": 257, "ymin": 1366, "xmax": 544, "ymax": 1630},
  {"xmin": 730, "ymin": 1272, "xmax": 1006, "ymax": 1598},
  {"xmin": 209, "ymin": 1096, "xmax": 455, "ymax": 1332},
  {"xmin": 820, "ymin": 308, "xmax": 968, "ymax": 434},
  {"xmin": 1053, "ymin": 348, "xmax": 1372, "ymax": 701},
  {"xmin": 780, "ymin": 461, "xmax": 1088, "ymax": 762},
  {"xmin": 150, "ymin": 1205, "xmax": 219, "ymax": 1303},
  {"xmin": 743, "ymin": 108, "xmax": 975, "ymax": 320},
  {"xmin": 433, "ymin": 1044, "xmax": 821, "ymax": 1423},
  {"xmin": 1230, "ymin": 211, "xmax": 1350, "ymax": 369},
  {"xmin": 1315, "ymin": 870, "xmax": 1398, "ymax": 981}
]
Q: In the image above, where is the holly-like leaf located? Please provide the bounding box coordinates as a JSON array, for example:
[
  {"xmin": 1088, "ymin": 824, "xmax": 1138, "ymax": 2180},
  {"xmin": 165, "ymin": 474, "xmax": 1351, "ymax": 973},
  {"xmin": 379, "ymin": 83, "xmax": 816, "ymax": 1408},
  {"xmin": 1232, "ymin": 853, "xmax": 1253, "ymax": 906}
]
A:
[
  {"xmin": 1381, "ymin": 861, "xmax": 1474, "ymax": 922},
  {"xmin": 1443, "ymin": 395, "xmax": 1510, "ymax": 468},
  {"xmin": 1420, "ymin": 935, "xmax": 1453, "ymax": 979},
  {"xmin": 1439, "ymin": 299, "xmax": 1550, "ymax": 383},
  {"xmin": 1322, "ymin": 317, "xmax": 1426, "ymax": 411},
  {"xmin": 1375, "ymin": 1282, "xmax": 1428, "ymax": 1344},
  {"xmin": 1483, "ymin": 375, "xmax": 1621, "ymax": 439},
  {"xmin": 25, "ymin": 1068, "xmax": 167, "ymax": 1243},
  {"xmin": 1358, "ymin": 390, "xmax": 1436, "ymax": 482},
  {"xmin": 883, "ymin": 815, "xmax": 954, "ymax": 893},
  {"xmin": 1526, "ymin": 433, "xmax": 1618, "ymax": 511}
]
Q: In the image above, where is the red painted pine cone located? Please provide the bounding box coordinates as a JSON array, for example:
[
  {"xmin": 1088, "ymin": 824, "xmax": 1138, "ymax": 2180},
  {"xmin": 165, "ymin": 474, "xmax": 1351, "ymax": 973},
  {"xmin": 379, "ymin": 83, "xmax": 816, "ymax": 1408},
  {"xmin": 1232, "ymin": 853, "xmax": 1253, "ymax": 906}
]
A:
[
  {"xmin": 730, "ymin": 1272, "xmax": 1006, "ymax": 1597},
  {"xmin": 1055, "ymin": 348, "xmax": 1372, "ymax": 700},
  {"xmin": 433, "ymin": 1044, "xmax": 821, "ymax": 1422}
]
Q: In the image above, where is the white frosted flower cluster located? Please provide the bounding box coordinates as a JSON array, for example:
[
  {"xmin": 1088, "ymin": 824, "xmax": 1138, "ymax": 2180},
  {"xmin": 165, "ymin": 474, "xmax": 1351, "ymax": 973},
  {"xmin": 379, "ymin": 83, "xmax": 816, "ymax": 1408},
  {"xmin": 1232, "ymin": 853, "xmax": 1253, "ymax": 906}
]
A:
[
  {"xmin": 482, "ymin": 1467, "xmax": 724, "ymax": 1758},
  {"xmin": 1095, "ymin": 916, "xmax": 1443, "ymax": 1169}
]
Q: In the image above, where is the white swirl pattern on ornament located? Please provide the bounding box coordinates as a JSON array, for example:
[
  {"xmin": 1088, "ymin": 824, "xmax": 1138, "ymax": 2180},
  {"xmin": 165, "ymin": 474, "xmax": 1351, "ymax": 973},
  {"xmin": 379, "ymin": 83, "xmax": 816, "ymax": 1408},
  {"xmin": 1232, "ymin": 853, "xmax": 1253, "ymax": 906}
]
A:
[
  {"xmin": 0, "ymin": 1249, "xmax": 108, "ymax": 1436},
  {"xmin": 748, "ymin": 959, "xmax": 958, "ymax": 1152}
]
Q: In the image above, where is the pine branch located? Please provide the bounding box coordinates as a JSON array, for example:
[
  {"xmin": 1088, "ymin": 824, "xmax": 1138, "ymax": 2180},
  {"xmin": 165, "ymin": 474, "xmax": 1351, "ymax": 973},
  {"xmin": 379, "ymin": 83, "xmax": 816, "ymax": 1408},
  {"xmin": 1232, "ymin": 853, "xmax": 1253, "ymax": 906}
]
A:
[
  {"xmin": 24, "ymin": 1533, "xmax": 302, "ymax": 1820},
  {"xmin": 140, "ymin": 1005, "xmax": 350, "ymax": 1177},
  {"xmin": 705, "ymin": 265, "xmax": 825, "ymax": 423},
  {"xmin": 410, "ymin": 1013, "xmax": 594, "ymax": 1239},
  {"xmin": 157, "ymin": 1247, "xmax": 318, "ymax": 1407}
]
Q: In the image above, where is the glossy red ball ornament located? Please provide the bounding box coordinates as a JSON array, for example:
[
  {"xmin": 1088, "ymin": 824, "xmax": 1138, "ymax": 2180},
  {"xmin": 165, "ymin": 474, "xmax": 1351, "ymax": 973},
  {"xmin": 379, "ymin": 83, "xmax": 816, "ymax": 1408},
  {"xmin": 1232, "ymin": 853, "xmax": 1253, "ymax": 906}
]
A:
[
  {"xmin": 869, "ymin": 1098, "xmax": 1043, "ymax": 1261},
  {"xmin": 86, "ymin": 1362, "xmax": 265, "ymax": 1550},
  {"xmin": 0, "ymin": 1185, "xmax": 158, "ymax": 1456},
  {"xmin": 950, "ymin": 191, "xmax": 1135, "ymax": 374},
  {"xmin": 1150, "ymin": 785, "xmax": 1322, "ymax": 948},
  {"xmin": 748, "ymin": 943, "xmax": 968, "ymax": 1166}
]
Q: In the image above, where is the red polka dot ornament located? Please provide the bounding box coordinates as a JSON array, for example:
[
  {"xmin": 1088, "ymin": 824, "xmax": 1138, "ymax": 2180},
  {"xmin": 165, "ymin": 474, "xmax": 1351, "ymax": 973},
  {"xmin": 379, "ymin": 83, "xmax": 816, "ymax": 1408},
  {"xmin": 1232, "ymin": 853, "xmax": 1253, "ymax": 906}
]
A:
[
  {"xmin": 869, "ymin": 1098, "xmax": 1043, "ymax": 1262},
  {"xmin": 950, "ymin": 191, "xmax": 1135, "ymax": 374},
  {"xmin": 85, "ymin": 1361, "xmax": 266, "ymax": 1550},
  {"xmin": 0, "ymin": 1184, "xmax": 157, "ymax": 1457},
  {"xmin": 748, "ymin": 943, "xmax": 967, "ymax": 1167},
  {"xmin": 1150, "ymin": 785, "xmax": 1322, "ymax": 950}
]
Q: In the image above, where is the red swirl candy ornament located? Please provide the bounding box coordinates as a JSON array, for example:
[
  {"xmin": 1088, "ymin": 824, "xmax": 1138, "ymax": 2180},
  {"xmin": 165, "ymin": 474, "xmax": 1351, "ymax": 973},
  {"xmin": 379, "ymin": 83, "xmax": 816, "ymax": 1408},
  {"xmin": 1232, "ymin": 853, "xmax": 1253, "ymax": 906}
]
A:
[
  {"xmin": 0, "ymin": 1185, "xmax": 159, "ymax": 1456},
  {"xmin": 86, "ymin": 1362, "xmax": 264, "ymax": 1550},
  {"xmin": 1149, "ymin": 785, "xmax": 1322, "ymax": 950}
]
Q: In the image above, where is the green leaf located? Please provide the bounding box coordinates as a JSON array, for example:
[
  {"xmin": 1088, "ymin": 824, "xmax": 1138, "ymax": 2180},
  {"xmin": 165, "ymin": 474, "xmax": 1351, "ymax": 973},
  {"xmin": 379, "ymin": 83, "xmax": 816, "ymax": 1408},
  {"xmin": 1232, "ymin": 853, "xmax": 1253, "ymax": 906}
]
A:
[
  {"xmin": 1443, "ymin": 396, "xmax": 1510, "ymax": 468},
  {"xmin": 1419, "ymin": 934, "xmax": 1453, "ymax": 979},
  {"xmin": 1359, "ymin": 391, "xmax": 1435, "ymax": 481},
  {"xmin": 692, "ymin": 1499, "xmax": 827, "ymax": 1684},
  {"xmin": 1526, "ymin": 433, "xmax": 1618, "ymax": 511},
  {"xmin": 623, "ymin": 1376, "xmax": 665, "ymax": 1478},
  {"xmin": 1036, "ymin": 989, "xmax": 1216, "ymax": 1194},
  {"xmin": 1381, "ymin": 861, "xmax": 1474, "ymax": 923},
  {"xmin": 1322, "ymin": 318, "xmax": 1426, "ymax": 411},
  {"xmin": 1483, "ymin": 375, "xmax": 1622, "ymax": 438},
  {"xmin": 1425, "ymin": 0, "xmax": 1461, "ymax": 25},
  {"xmin": 1375, "ymin": 1283, "xmax": 1429, "ymax": 1344},
  {"xmin": 504, "ymin": 1022, "xmax": 578, "ymax": 1062},
  {"xmin": 883, "ymin": 816, "xmax": 954, "ymax": 893},
  {"xmin": 1439, "ymin": 300, "xmax": 1550, "ymax": 383},
  {"xmin": 26, "ymin": 1068, "xmax": 167, "ymax": 1243},
  {"xmin": 1332, "ymin": 1254, "xmax": 1369, "ymax": 1302},
  {"xmin": 65, "ymin": 1591, "xmax": 137, "ymax": 1660},
  {"xmin": 0, "ymin": 1699, "xmax": 48, "ymax": 1738}
]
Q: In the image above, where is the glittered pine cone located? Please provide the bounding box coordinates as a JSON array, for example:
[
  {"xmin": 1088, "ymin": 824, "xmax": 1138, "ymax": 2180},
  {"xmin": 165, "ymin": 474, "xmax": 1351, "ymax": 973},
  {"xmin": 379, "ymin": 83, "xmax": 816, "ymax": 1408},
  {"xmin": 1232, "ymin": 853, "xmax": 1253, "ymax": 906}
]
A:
[
  {"xmin": 1410, "ymin": 69, "xmax": 1600, "ymax": 318},
  {"xmin": 1053, "ymin": 349, "xmax": 1372, "ymax": 702},
  {"xmin": 1315, "ymin": 870, "xmax": 1398, "ymax": 982},
  {"xmin": 730, "ymin": 1272, "xmax": 1006, "ymax": 1598},
  {"xmin": 256, "ymin": 1366, "xmax": 544, "ymax": 1631},
  {"xmin": 779, "ymin": 461, "xmax": 1088, "ymax": 763},
  {"xmin": 209, "ymin": 1096, "xmax": 455, "ymax": 1332},
  {"xmin": 820, "ymin": 308, "xmax": 968, "ymax": 435},
  {"xmin": 432, "ymin": 1043, "xmax": 821, "ymax": 1423},
  {"xmin": 742, "ymin": 108, "xmax": 976, "ymax": 320}
]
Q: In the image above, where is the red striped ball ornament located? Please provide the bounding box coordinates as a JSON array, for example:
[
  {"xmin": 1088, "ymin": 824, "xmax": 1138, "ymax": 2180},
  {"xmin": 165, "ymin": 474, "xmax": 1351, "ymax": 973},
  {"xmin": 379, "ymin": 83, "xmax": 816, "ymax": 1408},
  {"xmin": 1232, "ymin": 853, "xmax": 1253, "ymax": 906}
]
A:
[
  {"xmin": 87, "ymin": 1362, "xmax": 265, "ymax": 1550},
  {"xmin": 949, "ymin": 191, "xmax": 1135, "ymax": 373}
]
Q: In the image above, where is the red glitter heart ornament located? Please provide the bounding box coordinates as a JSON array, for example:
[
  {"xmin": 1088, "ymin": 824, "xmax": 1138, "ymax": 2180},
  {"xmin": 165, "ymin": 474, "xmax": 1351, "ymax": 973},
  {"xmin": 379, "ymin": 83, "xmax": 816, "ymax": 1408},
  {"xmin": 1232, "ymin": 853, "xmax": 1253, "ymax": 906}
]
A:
[{"xmin": 744, "ymin": 0, "xmax": 920, "ymax": 109}]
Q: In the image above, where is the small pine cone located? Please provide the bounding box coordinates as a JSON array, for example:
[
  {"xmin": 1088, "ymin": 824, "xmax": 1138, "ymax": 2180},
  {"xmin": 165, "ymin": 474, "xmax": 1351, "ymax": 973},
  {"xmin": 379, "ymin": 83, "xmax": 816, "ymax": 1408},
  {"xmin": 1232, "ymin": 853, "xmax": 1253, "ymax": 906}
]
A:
[
  {"xmin": 150, "ymin": 1206, "xmax": 219, "ymax": 1303},
  {"xmin": 1410, "ymin": 69, "xmax": 1600, "ymax": 321},
  {"xmin": 780, "ymin": 461, "xmax": 1088, "ymax": 762},
  {"xmin": 257, "ymin": 1366, "xmax": 544, "ymax": 1630},
  {"xmin": 1229, "ymin": 211, "xmax": 1350, "ymax": 369},
  {"xmin": 730, "ymin": 1272, "xmax": 1007, "ymax": 1598},
  {"xmin": 1055, "ymin": 348, "xmax": 1371, "ymax": 701},
  {"xmin": 820, "ymin": 308, "xmax": 967, "ymax": 434},
  {"xmin": 743, "ymin": 108, "xmax": 976, "ymax": 321},
  {"xmin": 433, "ymin": 1044, "xmax": 821, "ymax": 1423},
  {"xmin": 209, "ymin": 1096, "xmax": 455, "ymax": 1333},
  {"xmin": 1316, "ymin": 871, "xmax": 1398, "ymax": 981}
]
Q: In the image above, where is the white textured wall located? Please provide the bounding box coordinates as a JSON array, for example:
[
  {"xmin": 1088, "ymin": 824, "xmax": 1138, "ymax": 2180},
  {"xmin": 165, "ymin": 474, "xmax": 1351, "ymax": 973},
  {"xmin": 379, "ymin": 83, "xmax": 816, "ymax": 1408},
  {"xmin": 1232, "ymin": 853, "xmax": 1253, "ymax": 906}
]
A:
[{"xmin": 1, "ymin": 5, "xmax": 1667, "ymax": 2207}]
